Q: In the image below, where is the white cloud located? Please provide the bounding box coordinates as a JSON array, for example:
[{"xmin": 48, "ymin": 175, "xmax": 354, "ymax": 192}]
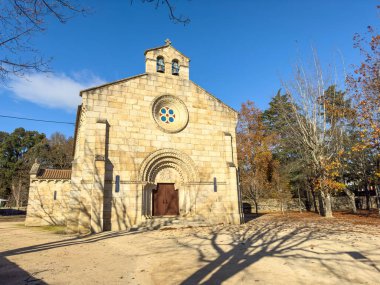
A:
[{"xmin": 5, "ymin": 71, "xmax": 105, "ymax": 111}]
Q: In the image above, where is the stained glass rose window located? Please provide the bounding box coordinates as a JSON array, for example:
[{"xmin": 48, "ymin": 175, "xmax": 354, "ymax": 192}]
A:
[{"xmin": 152, "ymin": 95, "xmax": 188, "ymax": 133}]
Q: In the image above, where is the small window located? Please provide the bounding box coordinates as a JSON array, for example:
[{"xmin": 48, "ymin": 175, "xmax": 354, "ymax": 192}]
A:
[
  {"xmin": 53, "ymin": 191, "xmax": 57, "ymax": 200},
  {"xmin": 172, "ymin": 59, "xmax": 179, "ymax": 75},
  {"xmin": 115, "ymin": 175, "xmax": 120, "ymax": 193},
  {"xmin": 157, "ymin": 56, "xmax": 165, "ymax": 73}
]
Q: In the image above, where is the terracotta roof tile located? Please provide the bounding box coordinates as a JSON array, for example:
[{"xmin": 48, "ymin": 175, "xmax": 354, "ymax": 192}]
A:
[{"xmin": 37, "ymin": 169, "xmax": 71, "ymax": 180}]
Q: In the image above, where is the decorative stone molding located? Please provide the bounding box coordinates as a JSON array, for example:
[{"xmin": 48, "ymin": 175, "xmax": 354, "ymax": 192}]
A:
[
  {"xmin": 74, "ymin": 105, "xmax": 87, "ymax": 158},
  {"xmin": 151, "ymin": 95, "xmax": 189, "ymax": 133},
  {"xmin": 139, "ymin": 148, "xmax": 198, "ymax": 183},
  {"xmin": 186, "ymin": 181, "xmax": 227, "ymax": 185},
  {"xmin": 31, "ymin": 179, "xmax": 71, "ymax": 183}
]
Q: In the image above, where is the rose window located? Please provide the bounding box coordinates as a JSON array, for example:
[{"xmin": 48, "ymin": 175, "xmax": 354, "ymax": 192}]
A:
[
  {"xmin": 152, "ymin": 95, "xmax": 189, "ymax": 133},
  {"xmin": 160, "ymin": 107, "xmax": 175, "ymax": 123}
]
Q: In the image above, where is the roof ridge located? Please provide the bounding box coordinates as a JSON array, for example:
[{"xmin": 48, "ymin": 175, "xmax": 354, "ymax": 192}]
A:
[{"xmin": 144, "ymin": 44, "xmax": 190, "ymax": 59}]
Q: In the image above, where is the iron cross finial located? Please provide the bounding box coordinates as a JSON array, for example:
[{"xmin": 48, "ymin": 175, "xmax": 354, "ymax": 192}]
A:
[{"xmin": 165, "ymin": 39, "xmax": 172, "ymax": 45}]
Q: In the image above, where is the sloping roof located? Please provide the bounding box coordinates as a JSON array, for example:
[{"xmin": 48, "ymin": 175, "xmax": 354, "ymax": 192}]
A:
[
  {"xmin": 190, "ymin": 81, "xmax": 238, "ymax": 114},
  {"xmin": 36, "ymin": 169, "xmax": 72, "ymax": 180},
  {"xmin": 144, "ymin": 43, "xmax": 169, "ymax": 54},
  {"xmin": 79, "ymin": 74, "xmax": 147, "ymax": 95}
]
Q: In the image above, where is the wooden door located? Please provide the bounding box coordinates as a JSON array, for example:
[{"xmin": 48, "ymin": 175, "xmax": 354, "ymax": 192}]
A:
[
  {"xmin": 152, "ymin": 183, "xmax": 179, "ymax": 216},
  {"xmin": 165, "ymin": 184, "xmax": 179, "ymax": 215}
]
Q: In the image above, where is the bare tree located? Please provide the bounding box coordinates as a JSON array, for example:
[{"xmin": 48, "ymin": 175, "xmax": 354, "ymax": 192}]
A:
[
  {"xmin": 0, "ymin": 0, "xmax": 86, "ymax": 83},
  {"xmin": 282, "ymin": 52, "xmax": 345, "ymax": 218},
  {"xmin": 10, "ymin": 169, "xmax": 29, "ymax": 208},
  {"xmin": 10, "ymin": 181, "xmax": 22, "ymax": 208},
  {"xmin": 48, "ymin": 132, "xmax": 74, "ymax": 168}
]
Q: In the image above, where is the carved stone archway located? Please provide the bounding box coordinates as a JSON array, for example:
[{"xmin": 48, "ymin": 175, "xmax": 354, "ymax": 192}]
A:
[
  {"xmin": 139, "ymin": 149, "xmax": 199, "ymax": 217},
  {"xmin": 139, "ymin": 148, "xmax": 198, "ymax": 184}
]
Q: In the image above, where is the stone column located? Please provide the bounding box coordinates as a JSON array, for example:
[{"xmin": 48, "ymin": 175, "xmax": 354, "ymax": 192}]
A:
[
  {"xmin": 225, "ymin": 132, "xmax": 242, "ymax": 224},
  {"xmin": 67, "ymin": 158, "xmax": 89, "ymax": 234},
  {"xmin": 90, "ymin": 120, "xmax": 108, "ymax": 233},
  {"xmin": 227, "ymin": 163, "xmax": 241, "ymax": 224},
  {"xmin": 25, "ymin": 159, "xmax": 40, "ymax": 226}
]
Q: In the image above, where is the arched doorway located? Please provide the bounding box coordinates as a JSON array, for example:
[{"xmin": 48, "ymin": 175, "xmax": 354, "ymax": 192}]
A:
[{"xmin": 139, "ymin": 149, "xmax": 198, "ymax": 217}]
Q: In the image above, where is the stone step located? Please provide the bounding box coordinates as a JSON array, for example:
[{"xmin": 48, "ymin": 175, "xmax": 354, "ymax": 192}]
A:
[{"xmin": 139, "ymin": 216, "xmax": 210, "ymax": 230}]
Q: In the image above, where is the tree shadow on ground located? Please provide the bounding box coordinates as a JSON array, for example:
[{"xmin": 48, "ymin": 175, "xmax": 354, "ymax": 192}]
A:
[
  {"xmin": 243, "ymin": 213, "xmax": 265, "ymax": 223},
  {"xmin": 0, "ymin": 256, "xmax": 48, "ymax": 285},
  {"xmin": 174, "ymin": 220, "xmax": 380, "ymax": 285},
  {"xmin": 0, "ymin": 227, "xmax": 147, "ymax": 258},
  {"xmin": 1, "ymin": 219, "xmax": 379, "ymax": 284},
  {"xmin": 345, "ymin": 251, "xmax": 380, "ymax": 272}
]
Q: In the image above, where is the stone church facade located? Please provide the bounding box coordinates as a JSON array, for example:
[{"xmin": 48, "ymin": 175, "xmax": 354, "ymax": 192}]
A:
[{"xmin": 26, "ymin": 41, "xmax": 243, "ymax": 233}]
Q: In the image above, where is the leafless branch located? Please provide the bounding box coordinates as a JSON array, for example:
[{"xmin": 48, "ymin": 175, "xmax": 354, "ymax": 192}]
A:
[
  {"xmin": 135, "ymin": 0, "xmax": 190, "ymax": 25},
  {"xmin": 0, "ymin": 0, "xmax": 86, "ymax": 84}
]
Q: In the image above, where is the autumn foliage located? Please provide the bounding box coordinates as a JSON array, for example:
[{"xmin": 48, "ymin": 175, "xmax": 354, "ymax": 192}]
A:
[
  {"xmin": 237, "ymin": 101, "xmax": 291, "ymax": 213},
  {"xmin": 238, "ymin": 20, "xmax": 380, "ymax": 216},
  {"xmin": 347, "ymin": 26, "xmax": 380, "ymax": 183}
]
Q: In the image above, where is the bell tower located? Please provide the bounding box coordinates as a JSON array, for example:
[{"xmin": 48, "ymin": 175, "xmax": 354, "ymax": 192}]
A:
[{"xmin": 144, "ymin": 39, "xmax": 190, "ymax": 80}]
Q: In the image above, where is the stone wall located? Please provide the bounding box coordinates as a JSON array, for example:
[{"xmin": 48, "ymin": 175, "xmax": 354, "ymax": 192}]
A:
[
  {"xmin": 243, "ymin": 196, "xmax": 378, "ymax": 213},
  {"xmin": 25, "ymin": 178, "xmax": 71, "ymax": 226}
]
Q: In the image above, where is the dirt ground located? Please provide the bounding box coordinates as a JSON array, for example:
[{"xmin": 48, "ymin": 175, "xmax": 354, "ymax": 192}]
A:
[{"xmin": 0, "ymin": 212, "xmax": 379, "ymax": 285}]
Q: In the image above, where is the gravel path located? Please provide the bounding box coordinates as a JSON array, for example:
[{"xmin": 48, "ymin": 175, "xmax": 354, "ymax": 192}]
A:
[{"xmin": 0, "ymin": 213, "xmax": 379, "ymax": 285}]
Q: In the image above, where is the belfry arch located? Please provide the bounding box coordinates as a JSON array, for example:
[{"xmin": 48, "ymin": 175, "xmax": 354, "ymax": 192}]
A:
[{"xmin": 140, "ymin": 149, "xmax": 199, "ymax": 217}]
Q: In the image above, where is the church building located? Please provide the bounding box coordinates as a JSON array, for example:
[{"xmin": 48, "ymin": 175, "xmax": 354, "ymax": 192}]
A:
[{"xmin": 26, "ymin": 40, "xmax": 243, "ymax": 233}]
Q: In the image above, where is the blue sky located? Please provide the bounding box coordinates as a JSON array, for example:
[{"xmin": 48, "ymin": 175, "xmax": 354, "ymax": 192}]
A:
[{"xmin": 0, "ymin": 0, "xmax": 378, "ymax": 137}]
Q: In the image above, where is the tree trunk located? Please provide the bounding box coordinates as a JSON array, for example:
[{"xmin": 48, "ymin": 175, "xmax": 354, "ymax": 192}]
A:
[
  {"xmin": 343, "ymin": 188, "xmax": 357, "ymax": 214},
  {"xmin": 364, "ymin": 183, "xmax": 371, "ymax": 211},
  {"xmin": 297, "ymin": 187, "xmax": 302, "ymax": 213},
  {"xmin": 252, "ymin": 198, "xmax": 258, "ymax": 214},
  {"xmin": 305, "ymin": 187, "xmax": 312, "ymax": 211},
  {"xmin": 311, "ymin": 189, "xmax": 319, "ymax": 214},
  {"xmin": 12, "ymin": 187, "xmax": 19, "ymax": 208},
  {"xmin": 320, "ymin": 191, "xmax": 333, "ymax": 218},
  {"xmin": 318, "ymin": 192, "xmax": 325, "ymax": 216},
  {"xmin": 375, "ymin": 185, "xmax": 380, "ymax": 215}
]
